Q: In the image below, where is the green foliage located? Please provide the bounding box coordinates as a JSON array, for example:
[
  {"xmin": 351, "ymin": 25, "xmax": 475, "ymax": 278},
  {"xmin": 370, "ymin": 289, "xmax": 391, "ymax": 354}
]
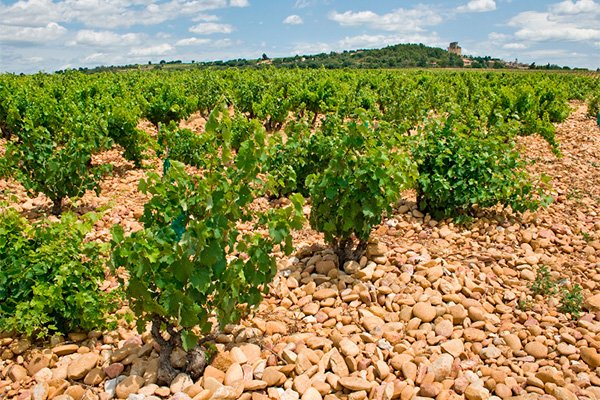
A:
[
  {"xmin": 157, "ymin": 122, "xmax": 206, "ymax": 168},
  {"xmin": 110, "ymin": 104, "xmax": 305, "ymax": 372},
  {"xmin": 307, "ymin": 111, "xmax": 416, "ymax": 263},
  {"xmin": 101, "ymin": 98, "xmax": 151, "ymax": 168},
  {"xmin": 265, "ymin": 119, "xmax": 333, "ymax": 198},
  {"xmin": 587, "ymin": 92, "xmax": 600, "ymax": 123},
  {"xmin": 412, "ymin": 115, "xmax": 551, "ymax": 220},
  {"xmin": 529, "ymin": 266, "xmax": 557, "ymax": 297},
  {"xmin": 138, "ymin": 78, "xmax": 195, "ymax": 128},
  {"xmin": 559, "ymin": 283, "xmax": 584, "ymax": 319},
  {"xmin": 0, "ymin": 208, "xmax": 119, "ymax": 337},
  {"xmin": 4, "ymin": 119, "xmax": 112, "ymax": 214}
]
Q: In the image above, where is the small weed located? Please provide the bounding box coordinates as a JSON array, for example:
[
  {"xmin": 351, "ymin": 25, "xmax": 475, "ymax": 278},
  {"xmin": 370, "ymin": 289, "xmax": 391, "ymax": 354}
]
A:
[
  {"xmin": 559, "ymin": 284, "xmax": 584, "ymax": 319},
  {"xmin": 582, "ymin": 232, "xmax": 593, "ymax": 242},
  {"xmin": 529, "ymin": 266, "xmax": 558, "ymax": 297},
  {"xmin": 518, "ymin": 299, "xmax": 534, "ymax": 311},
  {"xmin": 566, "ymin": 187, "xmax": 584, "ymax": 200}
]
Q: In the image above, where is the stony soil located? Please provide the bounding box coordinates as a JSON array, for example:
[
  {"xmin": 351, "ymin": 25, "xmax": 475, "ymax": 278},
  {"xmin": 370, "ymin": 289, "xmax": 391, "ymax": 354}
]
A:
[{"xmin": 1, "ymin": 103, "xmax": 600, "ymax": 400}]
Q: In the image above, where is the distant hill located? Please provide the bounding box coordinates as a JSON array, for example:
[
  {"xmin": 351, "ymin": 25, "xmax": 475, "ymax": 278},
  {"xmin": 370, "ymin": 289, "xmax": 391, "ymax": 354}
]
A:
[{"xmin": 68, "ymin": 42, "xmax": 468, "ymax": 74}]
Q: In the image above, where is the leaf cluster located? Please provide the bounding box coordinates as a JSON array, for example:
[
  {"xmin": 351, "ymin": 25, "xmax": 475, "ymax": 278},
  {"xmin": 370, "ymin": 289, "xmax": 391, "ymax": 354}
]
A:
[
  {"xmin": 0, "ymin": 208, "xmax": 119, "ymax": 338},
  {"xmin": 307, "ymin": 110, "xmax": 416, "ymax": 261},
  {"xmin": 412, "ymin": 114, "xmax": 551, "ymax": 221},
  {"xmin": 111, "ymin": 103, "xmax": 305, "ymax": 350}
]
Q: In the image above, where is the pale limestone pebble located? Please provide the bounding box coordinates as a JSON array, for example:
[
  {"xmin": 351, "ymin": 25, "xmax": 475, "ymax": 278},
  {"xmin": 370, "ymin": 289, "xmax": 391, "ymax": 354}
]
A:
[
  {"xmin": 261, "ymin": 367, "xmax": 286, "ymax": 387},
  {"xmin": 30, "ymin": 381, "xmax": 49, "ymax": 400},
  {"xmin": 338, "ymin": 339, "xmax": 360, "ymax": 357},
  {"xmin": 338, "ymin": 377, "xmax": 372, "ymax": 391},
  {"xmin": 10, "ymin": 339, "xmax": 30, "ymax": 355},
  {"xmin": 581, "ymin": 347, "xmax": 600, "ymax": 368},
  {"xmin": 585, "ymin": 293, "xmax": 600, "ymax": 312},
  {"xmin": 27, "ymin": 351, "xmax": 54, "ymax": 376},
  {"xmin": 224, "ymin": 363, "xmax": 243, "ymax": 387},
  {"xmin": 116, "ymin": 375, "xmax": 144, "ymax": 399},
  {"xmin": 8, "ymin": 364, "xmax": 29, "ymax": 382},
  {"xmin": 138, "ymin": 384, "xmax": 158, "ymax": 396},
  {"xmin": 207, "ymin": 384, "xmax": 239, "ymax": 400},
  {"xmin": 170, "ymin": 373, "xmax": 193, "ymax": 394},
  {"xmin": 170, "ymin": 393, "xmax": 192, "ymax": 400},
  {"xmin": 524, "ymin": 342, "xmax": 548, "ymax": 359},
  {"xmin": 464, "ymin": 384, "xmax": 490, "ymax": 400},
  {"xmin": 182, "ymin": 381, "xmax": 204, "ymax": 398},
  {"xmin": 64, "ymin": 386, "xmax": 86, "ymax": 400},
  {"xmin": 428, "ymin": 354, "xmax": 454, "ymax": 382},
  {"xmin": 412, "ymin": 302, "xmax": 437, "ymax": 323},
  {"xmin": 67, "ymin": 353, "xmax": 99, "ymax": 380},
  {"xmin": 33, "ymin": 367, "xmax": 53, "ymax": 383},
  {"xmin": 441, "ymin": 339, "xmax": 464, "ymax": 358}
]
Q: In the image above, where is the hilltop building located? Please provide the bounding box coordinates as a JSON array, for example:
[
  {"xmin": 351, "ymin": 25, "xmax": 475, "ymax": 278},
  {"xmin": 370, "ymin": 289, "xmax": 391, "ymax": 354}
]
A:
[{"xmin": 448, "ymin": 42, "xmax": 462, "ymax": 56}]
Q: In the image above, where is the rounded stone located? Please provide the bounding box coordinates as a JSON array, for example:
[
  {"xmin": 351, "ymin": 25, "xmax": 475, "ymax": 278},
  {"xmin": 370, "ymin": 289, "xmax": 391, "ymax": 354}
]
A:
[
  {"xmin": 524, "ymin": 342, "xmax": 548, "ymax": 359},
  {"xmin": 413, "ymin": 302, "xmax": 437, "ymax": 323}
]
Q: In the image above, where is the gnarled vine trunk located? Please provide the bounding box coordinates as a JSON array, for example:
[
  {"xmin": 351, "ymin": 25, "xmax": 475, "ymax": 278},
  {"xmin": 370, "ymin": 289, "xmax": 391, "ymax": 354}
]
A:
[
  {"xmin": 150, "ymin": 314, "xmax": 212, "ymax": 384},
  {"xmin": 333, "ymin": 236, "xmax": 367, "ymax": 268}
]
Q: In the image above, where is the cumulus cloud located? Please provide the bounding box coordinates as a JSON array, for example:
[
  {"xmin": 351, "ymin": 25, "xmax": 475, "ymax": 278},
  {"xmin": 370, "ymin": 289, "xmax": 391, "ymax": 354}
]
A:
[
  {"xmin": 502, "ymin": 42, "xmax": 528, "ymax": 49},
  {"xmin": 329, "ymin": 5, "xmax": 443, "ymax": 33},
  {"xmin": 509, "ymin": 10, "xmax": 600, "ymax": 42},
  {"xmin": 175, "ymin": 37, "xmax": 212, "ymax": 46},
  {"xmin": 457, "ymin": 0, "xmax": 497, "ymax": 13},
  {"xmin": 0, "ymin": 22, "xmax": 67, "ymax": 45},
  {"xmin": 230, "ymin": 0, "xmax": 249, "ymax": 6},
  {"xmin": 67, "ymin": 30, "xmax": 143, "ymax": 47},
  {"xmin": 283, "ymin": 15, "xmax": 303, "ymax": 25},
  {"xmin": 128, "ymin": 43, "xmax": 174, "ymax": 56},
  {"xmin": 189, "ymin": 22, "xmax": 234, "ymax": 34},
  {"xmin": 550, "ymin": 0, "xmax": 600, "ymax": 14},
  {"xmin": 0, "ymin": 0, "xmax": 232, "ymax": 30}
]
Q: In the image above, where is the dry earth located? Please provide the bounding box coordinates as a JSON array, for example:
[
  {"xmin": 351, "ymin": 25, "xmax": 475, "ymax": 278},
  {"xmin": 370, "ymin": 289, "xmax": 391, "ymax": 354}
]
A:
[{"xmin": 1, "ymin": 103, "xmax": 600, "ymax": 400}]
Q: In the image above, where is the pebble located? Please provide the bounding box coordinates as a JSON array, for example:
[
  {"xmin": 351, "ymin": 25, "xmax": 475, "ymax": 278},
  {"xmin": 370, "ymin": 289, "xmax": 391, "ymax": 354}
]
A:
[{"xmin": 524, "ymin": 342, "xmax": 548, "ymax": 359}]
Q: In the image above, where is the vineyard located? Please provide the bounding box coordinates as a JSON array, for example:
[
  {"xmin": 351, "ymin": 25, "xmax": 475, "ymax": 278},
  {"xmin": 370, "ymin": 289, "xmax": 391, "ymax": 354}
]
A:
[{"xmin": 1, "ymin": 68, "xmax": 600, "ymax": 400}]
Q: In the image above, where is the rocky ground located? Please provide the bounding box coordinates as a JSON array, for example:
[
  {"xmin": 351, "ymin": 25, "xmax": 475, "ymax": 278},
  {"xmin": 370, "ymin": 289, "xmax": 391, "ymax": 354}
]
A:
[{"xmin": 1, "ymin": 103, "xmax": 600, "ymax": 400}]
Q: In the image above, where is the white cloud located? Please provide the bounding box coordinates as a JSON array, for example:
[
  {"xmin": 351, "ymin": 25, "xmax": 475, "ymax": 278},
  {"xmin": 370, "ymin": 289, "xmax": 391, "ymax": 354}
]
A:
[
  {"xmin": 0, "ymin": 0, "xmax": 232, "ymax": 30},
  {"xmin": 83, "ymin": 52, "xmax": 109, "ymax": 62},
  {"xmin": 329, "ymin": 5, "xmax": 443, "ymax": 33},
  {"xmin": 457, "ymin": 0, "xmax": 497, "ymax": 13},
  {"xmin": 294, "ymin": 0, "xmax": 311, "ymax": 8},
  {"xmin": 189, "ymin": 22, "xmax": 234, "ymax": 34},
  {"xmin": 67, "ymin": 30, "xmax": 143, "ymax": 47},
  {"xmin": 128, "ymin": 43, "xmax": 173, "ymax": 56},
  {"xmin": 0, "ymin": 22, "xmax": 67, "ymax": 45},
  {"xmin": 502, "ymin": 42, "xmax": 528, "ymax": 49},
  {"xmin": 212, "ymin": 38, "xmax": 233, "ymax": 47},
  {"xmin": 509, "ymin": 10, "xmax": 600, "ymax": 42},
  {"xmin": 192, "ymin": 14, "xmax": 220, "ymax": 22},
  {"xmin": 283, "ymin": 15, "xmax": 303, "ymax": 25},
  {"xmin": 229, "ymin": 0, "xmax": 249, "ymax": 6},
  {"xmin": 488, "ymin": 32, "xmax": 510, "ymax": 43},
  {"xmin": 550, "ymin": 0, "xmax": 600, "ymax": 14},
  {"xmin": 175, "ymin": 37, "xmax": 212, "ymax": 46}
]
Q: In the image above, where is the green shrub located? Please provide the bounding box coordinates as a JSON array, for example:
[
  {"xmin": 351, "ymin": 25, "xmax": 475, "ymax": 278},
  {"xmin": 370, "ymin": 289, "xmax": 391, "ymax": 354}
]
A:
[
  {"xmin": 0, "ymin": 209, "xmax": 119, "ymax": 338},
  {"xmin": 157, "ymin": 122, "xmax": 207, "ymax": 169},
  {"xmin": 110, "ymin": 104, "xmax": 305, "ymax": 383},
  {"xmin": 265, "ymin": 119, "xmax": 333, "ymax": 198},
  {"xmin": 412, "ymin": 115, "xmax": 552, "ymax": 221},
  {"xmin": 307, "ymin": 111, "xmax": 416, "ymax": 264}
]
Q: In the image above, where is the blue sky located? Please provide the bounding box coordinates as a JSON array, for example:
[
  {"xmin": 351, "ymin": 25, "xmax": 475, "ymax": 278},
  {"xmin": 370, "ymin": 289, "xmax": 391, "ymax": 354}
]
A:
[{"xmin": 1, "ymin": 0, "xmax": 599, "ymax": 73}]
